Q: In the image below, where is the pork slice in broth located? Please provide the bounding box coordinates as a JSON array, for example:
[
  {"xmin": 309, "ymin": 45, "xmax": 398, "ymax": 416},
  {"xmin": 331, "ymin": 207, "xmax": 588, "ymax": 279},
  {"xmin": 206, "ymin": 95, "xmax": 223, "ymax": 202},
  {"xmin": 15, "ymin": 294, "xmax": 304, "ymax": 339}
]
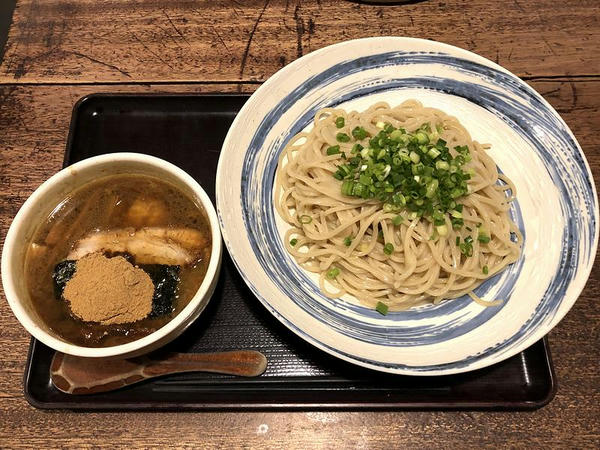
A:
[{"xmin": 67, "ymin": 227, "xmax": 208, "ymax": 265}]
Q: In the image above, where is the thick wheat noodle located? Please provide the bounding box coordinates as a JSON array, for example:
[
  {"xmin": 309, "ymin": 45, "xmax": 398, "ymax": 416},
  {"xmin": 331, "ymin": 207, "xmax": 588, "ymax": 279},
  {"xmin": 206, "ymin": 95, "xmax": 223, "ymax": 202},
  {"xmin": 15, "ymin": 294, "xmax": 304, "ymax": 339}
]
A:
[{"xmin": 274, "ymin": 100, "xmax": 522, "ymax": 310}]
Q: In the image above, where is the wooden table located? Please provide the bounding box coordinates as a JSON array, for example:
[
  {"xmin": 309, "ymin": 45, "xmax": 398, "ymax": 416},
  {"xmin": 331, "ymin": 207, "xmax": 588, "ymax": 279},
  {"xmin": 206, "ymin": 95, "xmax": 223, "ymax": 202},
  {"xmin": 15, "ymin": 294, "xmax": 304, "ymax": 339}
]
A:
[{"xmin": 1, "ymin": 1, "xmax": 598, "ymax": 448}]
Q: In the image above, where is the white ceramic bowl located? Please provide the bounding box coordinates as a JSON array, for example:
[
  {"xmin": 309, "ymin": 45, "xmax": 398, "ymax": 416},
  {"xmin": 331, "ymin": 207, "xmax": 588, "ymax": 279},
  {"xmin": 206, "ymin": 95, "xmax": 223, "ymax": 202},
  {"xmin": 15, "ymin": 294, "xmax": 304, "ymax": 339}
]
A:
[{"xmin": 1, "ymin": 153, "xmax": 222, "ymax": 358}]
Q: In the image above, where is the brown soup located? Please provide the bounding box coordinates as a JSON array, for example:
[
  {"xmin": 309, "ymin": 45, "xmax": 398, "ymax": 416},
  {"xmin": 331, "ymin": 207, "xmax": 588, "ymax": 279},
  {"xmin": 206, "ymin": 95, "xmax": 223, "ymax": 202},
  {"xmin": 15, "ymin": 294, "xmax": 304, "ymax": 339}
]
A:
[{"xmin": 24, "ymin": 173, "xmax": 212, "ymax": 347}]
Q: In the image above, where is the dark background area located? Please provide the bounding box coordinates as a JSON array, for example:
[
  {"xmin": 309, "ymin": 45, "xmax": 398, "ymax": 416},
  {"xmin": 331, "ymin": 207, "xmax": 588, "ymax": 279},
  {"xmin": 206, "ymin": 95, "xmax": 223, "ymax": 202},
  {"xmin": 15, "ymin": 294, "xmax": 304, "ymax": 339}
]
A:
[{"xmin": 0, "ymin": 1, "xmax": 16, "ymax": 63}]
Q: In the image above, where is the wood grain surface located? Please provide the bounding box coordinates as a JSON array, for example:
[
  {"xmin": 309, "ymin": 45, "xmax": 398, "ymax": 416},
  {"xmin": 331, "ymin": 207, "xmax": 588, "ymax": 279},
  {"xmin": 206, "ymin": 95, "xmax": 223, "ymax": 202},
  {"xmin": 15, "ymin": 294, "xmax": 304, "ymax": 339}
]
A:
[
  {"xmin": 1, "ymin": 0, "xmax": 599, "ymax": 83},
  {"xmin": 0, "ymin": 0, "xmax": 599, "ymax": 448}
]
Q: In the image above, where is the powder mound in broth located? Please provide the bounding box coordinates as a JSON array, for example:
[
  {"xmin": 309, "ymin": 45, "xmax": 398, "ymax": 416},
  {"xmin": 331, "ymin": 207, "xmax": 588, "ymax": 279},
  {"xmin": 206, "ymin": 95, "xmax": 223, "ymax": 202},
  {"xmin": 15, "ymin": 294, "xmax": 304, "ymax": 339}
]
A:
[{"xmin": 63, "ymin": 253, "xmax": 154, "ymax": 324}]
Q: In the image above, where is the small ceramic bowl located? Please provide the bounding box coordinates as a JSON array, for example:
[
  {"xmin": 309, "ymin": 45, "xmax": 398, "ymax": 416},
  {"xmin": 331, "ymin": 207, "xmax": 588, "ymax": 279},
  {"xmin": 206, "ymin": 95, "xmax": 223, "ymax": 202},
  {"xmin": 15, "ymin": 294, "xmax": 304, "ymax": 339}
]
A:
[{"xmin": 1, "ymin": 153, "xmax": 222, "ymax": 358}]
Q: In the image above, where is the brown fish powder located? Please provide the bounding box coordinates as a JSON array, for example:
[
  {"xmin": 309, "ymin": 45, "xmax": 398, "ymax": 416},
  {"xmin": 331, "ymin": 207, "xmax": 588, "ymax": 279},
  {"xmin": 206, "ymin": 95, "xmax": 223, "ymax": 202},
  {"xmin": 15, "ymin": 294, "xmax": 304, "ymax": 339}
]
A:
[{"xmin": 63, "ymin": 253, "xmax": 154, "ymax": 324}]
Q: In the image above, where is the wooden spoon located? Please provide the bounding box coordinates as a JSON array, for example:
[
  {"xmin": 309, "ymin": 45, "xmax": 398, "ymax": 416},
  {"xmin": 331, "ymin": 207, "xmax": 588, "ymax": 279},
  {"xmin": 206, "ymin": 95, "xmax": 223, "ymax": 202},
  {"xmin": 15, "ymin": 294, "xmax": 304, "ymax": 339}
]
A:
[{"xmin": 50, "ymin": 350, "xmax": 268, "ymax": 395}]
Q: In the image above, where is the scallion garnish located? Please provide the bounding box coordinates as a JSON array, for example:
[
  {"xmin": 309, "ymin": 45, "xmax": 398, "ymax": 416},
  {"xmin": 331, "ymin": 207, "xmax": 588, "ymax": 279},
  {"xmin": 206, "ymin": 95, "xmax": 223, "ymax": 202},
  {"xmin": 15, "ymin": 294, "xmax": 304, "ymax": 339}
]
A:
[
  {"xmin": 436, "ymin": 224, "xmax": 448, "ymax": 236},
  {"xmin": 460, "ymin": 235, "xmax": 474, "ymax": 257},
  {"xmin": 383, "ymin": 243, "xmax": 394, "ymax": 255},
  {"xmin": 299, "ymin": 215, "xmax": 312, "ymax": 224},
  {"xmin": 375, "ymin": 301, "xmax": 389, "ymax": 315},
  {"xmin": 289, "ymin": 238, "xmax": 298, "ymax": 246},
  {"xmin": 326, "ymin": 145, "xmax": 340, "ymax": 155},
  {"xmin": 332, "ymin": 122, "xmax": 474, "ymax": 250},
  {"xmin": 335, "ymin": 117, "xmax": 345, "ymax": 128},
  {"xmin": 336, "ymin": 132, "xmax": 351, "ymax": 142},
  {"xmin": 344, "ymin": 236, "xmax": 352, "ymax": 246},
  {"xmin": 478, "ymin": 228, "xmax": 491, "ymax": 243},
  {"xmin": 482, "ymin": 265, "xmax": 489, "ymax": 275},
  {"xmin": 341, "ymin": 180, "xmax": 354, "ymax": 196},
  {"xmin": 326, "ymin": 267, "xmax": 341, "ymax": 279},
  {"xmin": 392, "ymin": 215, "xmax": 403, "ymax": 226},
  {"xmin": 351, "ymin": 143, "xmax": 363, "ymax": 154},
  {"xmin": 352, "ymin": 126, "xmax": 368, "ymax": 140}
]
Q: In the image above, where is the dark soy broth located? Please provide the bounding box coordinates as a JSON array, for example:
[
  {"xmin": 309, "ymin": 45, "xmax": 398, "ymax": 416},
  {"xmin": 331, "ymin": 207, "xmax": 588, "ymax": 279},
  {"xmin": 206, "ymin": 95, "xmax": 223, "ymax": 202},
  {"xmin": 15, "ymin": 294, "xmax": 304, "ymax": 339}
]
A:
[{"xmin": 25, "ymin": 174, "xmax": 212, "ymax": 347}]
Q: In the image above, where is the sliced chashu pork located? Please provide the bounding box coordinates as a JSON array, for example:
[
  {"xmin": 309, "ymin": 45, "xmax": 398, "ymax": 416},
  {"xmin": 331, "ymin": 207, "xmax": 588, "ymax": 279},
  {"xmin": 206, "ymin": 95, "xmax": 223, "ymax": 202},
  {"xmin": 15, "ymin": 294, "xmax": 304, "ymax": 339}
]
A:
[{"xmin": 67, "ymin": 227, "xmax": 208, "ymax": 265}]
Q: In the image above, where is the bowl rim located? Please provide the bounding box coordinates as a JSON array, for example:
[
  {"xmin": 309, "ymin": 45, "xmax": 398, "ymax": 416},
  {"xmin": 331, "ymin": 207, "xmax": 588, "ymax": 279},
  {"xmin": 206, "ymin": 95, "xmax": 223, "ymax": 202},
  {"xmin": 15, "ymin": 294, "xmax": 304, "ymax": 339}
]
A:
[{"xmin": 1, "ymin": 152, "xmax": 222, "ymax": 358}]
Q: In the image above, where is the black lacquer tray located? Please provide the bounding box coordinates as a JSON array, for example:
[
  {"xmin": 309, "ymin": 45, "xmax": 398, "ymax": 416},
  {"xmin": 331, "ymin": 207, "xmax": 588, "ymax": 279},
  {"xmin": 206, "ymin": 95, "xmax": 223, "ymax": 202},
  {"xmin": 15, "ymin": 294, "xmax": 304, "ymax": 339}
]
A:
[{"xmin": 24, "ymin": 94, "xmax": 556, "ymax": 410}]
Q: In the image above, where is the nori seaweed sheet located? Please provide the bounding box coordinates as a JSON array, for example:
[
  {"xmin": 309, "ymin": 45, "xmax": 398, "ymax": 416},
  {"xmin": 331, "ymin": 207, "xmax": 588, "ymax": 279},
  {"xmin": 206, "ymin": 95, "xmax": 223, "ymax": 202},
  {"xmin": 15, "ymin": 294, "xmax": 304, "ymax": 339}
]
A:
[
  {"xmin": 51, "ymin": 257, "xmax": 180, "ymax": 318},
  {"xmin": 52, "ymin": 260, "xmax": 77, "ymax": 298},
  {"xmin": 138, "ymin": 264, "xmax": 180, "ymax": 317}
]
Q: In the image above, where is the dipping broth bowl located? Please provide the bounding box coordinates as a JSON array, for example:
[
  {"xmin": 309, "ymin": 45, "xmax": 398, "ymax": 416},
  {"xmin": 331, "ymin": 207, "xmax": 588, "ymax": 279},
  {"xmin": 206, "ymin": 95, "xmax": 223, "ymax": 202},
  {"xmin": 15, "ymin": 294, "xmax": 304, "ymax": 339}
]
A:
[{"xmin": 1, "ymin": 153, "xmax": 222, "ymax": 358}]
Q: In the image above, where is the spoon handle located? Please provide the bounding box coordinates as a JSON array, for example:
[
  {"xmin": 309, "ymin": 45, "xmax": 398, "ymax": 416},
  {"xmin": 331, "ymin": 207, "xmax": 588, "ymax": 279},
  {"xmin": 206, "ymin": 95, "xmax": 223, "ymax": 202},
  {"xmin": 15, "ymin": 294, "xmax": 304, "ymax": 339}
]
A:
[
  {"xmin": 51, "ymin": 350, "xmax": 267, "ymax": 395},
  {"xmin": 143, "ymin": 351, "xmax": 268, "ymax": 377}
]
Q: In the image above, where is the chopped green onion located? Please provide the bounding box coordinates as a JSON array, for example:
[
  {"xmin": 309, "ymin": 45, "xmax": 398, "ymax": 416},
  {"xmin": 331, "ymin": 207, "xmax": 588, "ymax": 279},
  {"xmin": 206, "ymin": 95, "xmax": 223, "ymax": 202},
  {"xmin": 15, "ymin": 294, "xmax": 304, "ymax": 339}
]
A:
[
  {"xmin": 392, "ymin": 193, "xmax": 406, "ymax": 206},
  {"xmin": 451, "ymin": 218, "xmax": 464, "ymax": 229},
  {"xmin": 353, "ymin": 182, "xmax": 367, "ymax": 197},
  {"xmin": 425, "ymin": 179, "xmax": 439, "ymax": 198},
  {"xmin": 392, "ymin": 215, "xmax": 404, "ymax": 226},
  {"xmin": 436, "ymin": 224, "xmax": 448, "ymax": 236},
  {"xmin": 375, "ymin": 301, "xmax": 389, "ymax": 315},
  {"xmin": 335, "ymin": 117, "xmax": 345, "ymax": 128},
  {"xmin": 352, "ymin": 126, "xmax": 368, "ymax": 140},
  {"xmin": 455, "ymin": 236, "xmax": 460, "ymax": 245},
  {"xmin": 435, "ymin": 160, "xmax": 450, "ymax": 171},
  {"xmin": 326, "ymin": 267, "xmax": 341, "ymax": 279},
  {"xmin": 351, "ymin": 143, "xmax": 363, "ymax": 154},
  {"xmin": 450, "ymin": 187, "xmax": 464, "ymax": 198},
  {"xmin": 344, "ymin": 236, "xmax": 352, "ymax": 246},
  {"xmin": 482, "ymin": 265, "xmax": 489, "ymax": 275},
  {"xmin": 289, "ymin": 238, "xmax": 298, "ymax": 246},
  {"xmin": 299, "ymin": 215, "xmax": 312, "ymax": 224},
  {"xmin": 332, "ymin": 121, "xmax": 473, "ymax": 228},
  {"xmin": 415, "ymin": 131, "xmax": 429, "ymax": 144},
  {"xmin": 383, "ymin": 243, "xmax": 394, "ymax": 255},
  {"xmin": 460, "ymin": 242, "xmax": 473, "ymax": 257},
  {"xmin": 427, "ymin": 147, "xmax": 441, "ymax": 159},
  {"xmin": 341, "ymin": 180, "xmax": 354, "ymax": 196},
  {"xmin": 478, "ymin": 234, "xmax": 491, "ymax": 244},
  {"xmin": 326, "ymin": 145, "xmax": 340, "ymax": 155},
  {"xmin": 336, "ymin": 132, "xmax": 351, "ymax": 142},
  {"xmin": 389, "ymin": 129, "xmax": 404, "ymax": 142},
  {"xmin": 459, "ymin": 236, "xmax": 474, "ymax": 257}
]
